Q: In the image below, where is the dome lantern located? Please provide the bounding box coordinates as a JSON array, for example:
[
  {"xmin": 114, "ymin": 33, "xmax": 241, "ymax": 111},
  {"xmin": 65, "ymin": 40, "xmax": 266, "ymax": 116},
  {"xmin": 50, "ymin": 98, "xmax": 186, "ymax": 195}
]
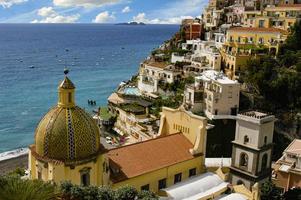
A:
[{"xmin": 58, "ymin": 69, "xmax": 76, "ymax": 108}]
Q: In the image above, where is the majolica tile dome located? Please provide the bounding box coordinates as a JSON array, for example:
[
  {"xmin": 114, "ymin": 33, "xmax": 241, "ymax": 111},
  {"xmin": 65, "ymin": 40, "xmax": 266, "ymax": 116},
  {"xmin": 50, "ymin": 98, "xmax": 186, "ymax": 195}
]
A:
[{"xmin": 34, "ymin": 72, "xmax": 101, "ymax": 162}]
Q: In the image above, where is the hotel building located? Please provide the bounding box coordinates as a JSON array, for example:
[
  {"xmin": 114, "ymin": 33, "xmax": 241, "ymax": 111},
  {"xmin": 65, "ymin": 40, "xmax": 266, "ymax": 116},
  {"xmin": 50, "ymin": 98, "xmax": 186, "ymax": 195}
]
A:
[{"xmin": 273, "ymin": 139, "xmax": 301, "ymax": 191}]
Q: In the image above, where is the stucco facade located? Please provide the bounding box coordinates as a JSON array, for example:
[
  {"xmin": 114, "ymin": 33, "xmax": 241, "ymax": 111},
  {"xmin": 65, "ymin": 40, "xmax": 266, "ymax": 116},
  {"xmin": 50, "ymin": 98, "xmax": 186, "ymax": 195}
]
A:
[{"xmin": 230, "ymin": 111, "xmax": 275, "ymax": 190}]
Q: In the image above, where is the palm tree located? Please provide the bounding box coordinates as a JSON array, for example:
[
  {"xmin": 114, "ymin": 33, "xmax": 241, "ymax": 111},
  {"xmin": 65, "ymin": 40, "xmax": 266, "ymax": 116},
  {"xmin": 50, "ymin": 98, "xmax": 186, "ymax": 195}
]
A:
[{"xmin": 0, "ymin": 176, "xmax": 58, "ymax": 200}]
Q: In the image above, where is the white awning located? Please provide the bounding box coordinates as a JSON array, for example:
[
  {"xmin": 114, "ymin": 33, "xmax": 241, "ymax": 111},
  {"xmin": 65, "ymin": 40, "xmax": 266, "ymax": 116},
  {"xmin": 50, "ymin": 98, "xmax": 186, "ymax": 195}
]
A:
[
  {"xmin": 162, "ymin": 172, "xmax": 228, "ymax": 200},
  {"xmin": 215, "ymin": 193, "xmax": 248, "ymax": 200}
]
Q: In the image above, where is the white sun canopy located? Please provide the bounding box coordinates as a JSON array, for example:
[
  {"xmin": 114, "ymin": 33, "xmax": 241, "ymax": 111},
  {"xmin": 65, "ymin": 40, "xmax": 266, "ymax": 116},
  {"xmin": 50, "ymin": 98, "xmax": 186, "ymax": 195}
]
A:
[{"xmin": 162, "ymin": 172, "xmax": 229, "ymax": 200}]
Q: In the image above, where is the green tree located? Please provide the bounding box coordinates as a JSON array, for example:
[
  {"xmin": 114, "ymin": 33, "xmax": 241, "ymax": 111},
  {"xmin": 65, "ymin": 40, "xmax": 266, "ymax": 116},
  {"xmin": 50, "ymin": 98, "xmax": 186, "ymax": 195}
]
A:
[
  {"xmin": 260, "ymin": 181, "xmax": 282, "ymax": 200},
  {"xmin": 0, "ymin": 176, "xmax": 58, "ymax": 200},
  {"xmin": 97, "ymin": 186, "xmax": 114, "ymax": 200},
  {"xmin": 281, "ymin": 20, "xmax": 301, "ymax": 52},
  {"xmin": 114, "ymin": 185, "xmax": 138, "ymax": 200},
  {"xmin": 137, "ymin": 190, "xmax": 158, "ymax": 200}
]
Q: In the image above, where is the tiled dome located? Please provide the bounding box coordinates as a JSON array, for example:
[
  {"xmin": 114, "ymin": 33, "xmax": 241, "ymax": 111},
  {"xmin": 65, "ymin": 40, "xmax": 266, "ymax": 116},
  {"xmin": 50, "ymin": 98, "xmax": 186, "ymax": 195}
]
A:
[{"xmin": 34, "ymin": 76, "xmax": 101, "ymax": 162}]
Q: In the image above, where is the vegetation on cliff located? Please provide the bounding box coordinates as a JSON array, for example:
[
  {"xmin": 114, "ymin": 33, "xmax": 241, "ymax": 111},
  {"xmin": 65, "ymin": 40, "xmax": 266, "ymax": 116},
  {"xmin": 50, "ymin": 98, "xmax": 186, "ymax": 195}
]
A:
[
  {"xmin": 240, "ymin": 21, "xmax": 301, "ymax": 160},
  {"xmin": 0, "ymin": 176, "xmax": 158, "ymax": 200}
]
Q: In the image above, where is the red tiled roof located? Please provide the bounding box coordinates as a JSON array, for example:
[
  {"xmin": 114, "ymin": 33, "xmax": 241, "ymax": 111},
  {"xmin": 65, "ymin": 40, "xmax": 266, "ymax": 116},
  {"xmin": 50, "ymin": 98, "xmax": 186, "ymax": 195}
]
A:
[{"xmin": 108, "ymin": 133, "xmax": 195, "ymax": 183}]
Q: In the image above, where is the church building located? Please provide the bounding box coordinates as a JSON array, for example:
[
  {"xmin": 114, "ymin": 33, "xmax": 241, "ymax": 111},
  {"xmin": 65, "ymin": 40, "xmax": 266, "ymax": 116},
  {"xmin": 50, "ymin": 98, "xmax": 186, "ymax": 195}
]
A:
[{"xmin": 28, "ymin": 73, "xmax": 207, "ymax": 192}]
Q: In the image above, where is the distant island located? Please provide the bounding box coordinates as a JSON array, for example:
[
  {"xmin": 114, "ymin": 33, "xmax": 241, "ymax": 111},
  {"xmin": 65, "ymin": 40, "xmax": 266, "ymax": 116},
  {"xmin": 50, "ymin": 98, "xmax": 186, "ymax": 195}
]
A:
[{"xmin": 115, "ymin": 22, "xmax": 146, "ymax": 25}]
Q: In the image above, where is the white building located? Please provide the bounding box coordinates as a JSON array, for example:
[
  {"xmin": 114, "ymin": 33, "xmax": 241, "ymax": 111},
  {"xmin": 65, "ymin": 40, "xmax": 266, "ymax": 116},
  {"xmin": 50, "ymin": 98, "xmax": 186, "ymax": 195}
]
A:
[
  {"xmin": 184, "ymin": 70, "xmax": 240, "ymax": 120},
  {"xmin": 181, "ymin": 40, "xmax": 222, "ymax": 71},
  {"xmin": 138, "ymin": 61, "xmax": 182, "ymax": 94},
  {"xmin": 214, "ymin": 32, "xmax": 226, "ymax": 49},
  {"xmin": 230, "ymin": 111, "xmax": 275, "ymax": 190}
]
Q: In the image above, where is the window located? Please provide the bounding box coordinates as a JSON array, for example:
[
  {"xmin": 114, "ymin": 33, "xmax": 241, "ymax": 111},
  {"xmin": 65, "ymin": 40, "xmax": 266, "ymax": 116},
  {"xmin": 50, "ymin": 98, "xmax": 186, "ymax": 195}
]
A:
[
  {"xmin": 228, "ymin": 91, "xmax": 233, "ymax": 98},
  {"xmin": 259, "ymin": 20, "xmax": 265, "ymax": 28},
  {"xmin": 239, "ymin": 153, "xmax": 248, "ymax": 168},
  {"xmin": 38, "ymin": 171, "xmax": 42, "ymax": 180},
  {"xmin": 68, "ymin": 92, "xmax": 72, "ymax": 103},
  {"xmin": 189, "ymin": 168, "xmax": 197, "ymax": 177},
  {"xmin": 264, "ymin": 136, "xmax": 267, "ymax": 145},
  {"xmin": 244, "ymin": 135, "xmax": 249, "ymax": 144},
  {"xmin": 80, "ymin": 168, "xmax": 91, "ymax": 186},
  {"xmin": 174, "ymin": 173, "xmax": 182, "ymax": 184},
  {"xmin": 158, "ymin": 178, "xmax": 167, "ymax": 190},
  {"xmin": 141, "ymin": 184, "xmax": 150, "ymax": 191},
  {"xmin": 237, "ymin": 180, "xmax": 244, "ymax": 185},
  {"xmin": 261, "ymin": 154, "xmax": 268, "ymax": 172},
  {"xmin": 214, "ymin": 109, "xmax": 218, "ymax": 115},
  {"xmin": 238, "ymin": 36, "xmax": 241, "ymax": 43},
  {"xmin": 81, "ymin": 173, "xmax": 90, "ymax": 186}
]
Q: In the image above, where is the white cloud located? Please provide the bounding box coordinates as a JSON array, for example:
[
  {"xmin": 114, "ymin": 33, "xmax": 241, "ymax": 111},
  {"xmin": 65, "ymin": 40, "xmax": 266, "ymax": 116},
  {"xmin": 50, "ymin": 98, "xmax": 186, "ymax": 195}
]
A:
[
  {"xmin": 32, "ymin": 7, "xmax": 80, "ymax": 23},
  {"xmin": 93, "ymin": 11, "xmax": 115, "ymax": 23},
  {"xmin": 53, "ymin": 0, "xmax": 121, "ymax": 8},
  {"xmin": 132, "ymin": 12, "xmax": 146, "ymax": 23},
  {"xmin": 0, "ymin": 0, "xmax": 27, "ymax": 8},
  {"xmin": 132, "ymin": 12, "xmax": 194, "ymax": 24},
  {"xmin": 132, "ymin": 0, "xmax": 206, "ymax": 24},
  {"xmin": 37, "ymin": 7, "xmax": 57, "ymax": 17},
  {"xmin": 152, "ymin": 0, "xmax": 207, "ymax": 18},
  {"xmin": 122, "ymin": 6, "xmax": 130, "ymax": 13}
]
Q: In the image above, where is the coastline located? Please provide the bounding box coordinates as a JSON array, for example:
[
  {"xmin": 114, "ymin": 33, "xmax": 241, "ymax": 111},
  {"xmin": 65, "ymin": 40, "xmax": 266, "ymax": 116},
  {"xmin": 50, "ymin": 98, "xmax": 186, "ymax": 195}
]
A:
[{"xmin": 0, "ymin": 148, "xmax": 28, "ymax": 175}]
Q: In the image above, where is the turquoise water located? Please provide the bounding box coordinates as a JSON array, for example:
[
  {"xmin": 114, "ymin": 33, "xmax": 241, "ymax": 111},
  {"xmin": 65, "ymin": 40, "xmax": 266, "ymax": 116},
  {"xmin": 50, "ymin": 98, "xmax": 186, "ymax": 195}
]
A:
[
  {"xmin": 122, "ymin": 87, "xmax": 141, "ymax": 96},
  {"xmin": 0, "ymin": 24, "xmax": 178, "ymax": 153}
]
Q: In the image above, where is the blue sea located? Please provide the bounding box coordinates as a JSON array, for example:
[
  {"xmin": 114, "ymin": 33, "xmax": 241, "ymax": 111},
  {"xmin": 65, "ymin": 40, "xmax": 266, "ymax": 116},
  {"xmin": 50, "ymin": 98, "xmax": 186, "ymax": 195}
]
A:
[{"xmin": 0, "ymin": 24, "xmax": 178, "ymax": 153}]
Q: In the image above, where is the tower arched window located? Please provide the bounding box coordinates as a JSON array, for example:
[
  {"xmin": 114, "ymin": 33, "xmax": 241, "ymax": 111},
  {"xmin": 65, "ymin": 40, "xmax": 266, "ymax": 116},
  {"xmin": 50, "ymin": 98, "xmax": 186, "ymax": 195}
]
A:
[
  {"xmin": 239, "ymin": 153, "xmax": 248, "ymax": 168},
  {"xmin": 264, "ymin": 136, "xmax": 267, "ymax": 145},
  {"xmin": 261, "ymin": 154, "xmax": 268, "ymax": 172},
  {"xmin": 244, "ymin": 135, "xmax": 249, "ymax": 144}
]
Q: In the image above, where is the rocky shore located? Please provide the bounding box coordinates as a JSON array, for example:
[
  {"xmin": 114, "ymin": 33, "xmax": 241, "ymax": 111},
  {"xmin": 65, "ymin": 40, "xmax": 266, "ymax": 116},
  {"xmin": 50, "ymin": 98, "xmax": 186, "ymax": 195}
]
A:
[{"xmin": 0, "ymin": 153, "xmax": 28, "ymax": 175}]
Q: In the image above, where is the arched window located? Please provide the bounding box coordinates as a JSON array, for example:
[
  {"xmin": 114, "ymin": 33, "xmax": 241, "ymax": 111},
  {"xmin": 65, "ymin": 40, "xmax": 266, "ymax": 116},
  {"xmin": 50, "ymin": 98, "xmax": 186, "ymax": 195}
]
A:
[
  {"xmin": 261, "ymin": 154, "xmax": 268, "ymax": 172},
  {"xmin": 80, "ymin": 168, "xmax": 91, "ymax": 186},
  {"xmin": 239, "ymin": 153, "xmax": 248, "ymax": 167},
  {"xmin": 237, "ymin": 180, "xmax": 244, "ymax": 185},
  {"xmin": 264, "ymin": 136, "xmax": 267, "ymax": 145},
  {"xmin": 244, "ymin": 135, "xmax": 249, "ymax": 144}
]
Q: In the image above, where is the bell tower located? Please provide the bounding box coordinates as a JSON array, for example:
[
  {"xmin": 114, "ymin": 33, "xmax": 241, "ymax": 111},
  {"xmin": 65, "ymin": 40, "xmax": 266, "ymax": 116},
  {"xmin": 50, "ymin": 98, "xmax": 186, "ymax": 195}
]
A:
[{"xmin": 230, "ymin": 111, "xmax": 275, "ymax": 189}]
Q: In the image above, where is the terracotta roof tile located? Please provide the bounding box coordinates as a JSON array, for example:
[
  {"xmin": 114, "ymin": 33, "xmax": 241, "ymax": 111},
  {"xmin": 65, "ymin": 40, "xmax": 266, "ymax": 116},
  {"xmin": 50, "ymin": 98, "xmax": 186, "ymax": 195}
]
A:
[
  {"xmin": 108, "ymin": 133, "xmax": 195, "ymax": 183},
  {"xmin": 285, "ymin": 139, "xmax": 301, "ymax": 155}
]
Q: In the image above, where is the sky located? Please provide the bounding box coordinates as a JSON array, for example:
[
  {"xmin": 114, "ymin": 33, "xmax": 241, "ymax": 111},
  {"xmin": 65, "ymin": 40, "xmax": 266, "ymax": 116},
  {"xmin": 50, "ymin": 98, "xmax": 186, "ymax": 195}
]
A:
[{"xmin": 0, "ymin": 0, "xmax": 208, "ymax": 23}]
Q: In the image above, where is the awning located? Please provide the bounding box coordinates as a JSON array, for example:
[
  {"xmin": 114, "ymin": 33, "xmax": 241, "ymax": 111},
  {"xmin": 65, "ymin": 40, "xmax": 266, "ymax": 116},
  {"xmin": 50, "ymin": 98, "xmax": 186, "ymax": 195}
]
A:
[{"xmin": 162, "ymin": 172, "xmax": 228, "ymax": 200}]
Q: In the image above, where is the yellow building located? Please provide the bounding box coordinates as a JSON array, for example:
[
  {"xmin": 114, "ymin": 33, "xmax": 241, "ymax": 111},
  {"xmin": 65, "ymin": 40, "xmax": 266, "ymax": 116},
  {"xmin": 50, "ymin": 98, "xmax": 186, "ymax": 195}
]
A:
[
  {"xmin": 242, "ymin": 4, "xmax": 301, "ymax": 31},
  {"xmin": 28, "ymin": 74, "xmax": 207, "ymax": 192},
  {"xmin": 222, "ymin": 27, "xmax": 288, "ymax": 79}
]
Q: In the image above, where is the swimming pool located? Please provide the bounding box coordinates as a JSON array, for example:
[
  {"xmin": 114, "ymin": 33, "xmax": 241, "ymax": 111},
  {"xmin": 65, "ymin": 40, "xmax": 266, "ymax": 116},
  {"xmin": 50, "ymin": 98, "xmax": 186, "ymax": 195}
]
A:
[{"xmin": 122, "ymin": 87, "xmax": 141, "ymax": 96}]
